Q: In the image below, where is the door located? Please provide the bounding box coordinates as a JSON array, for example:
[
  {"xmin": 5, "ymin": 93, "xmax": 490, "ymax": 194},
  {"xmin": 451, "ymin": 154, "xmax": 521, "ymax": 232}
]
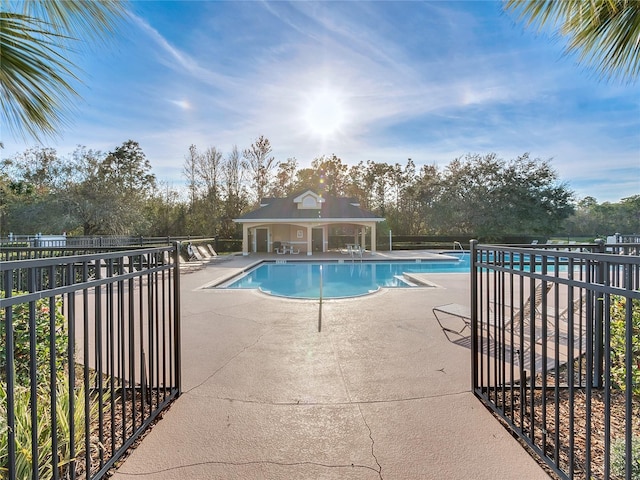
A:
[
  {"xmin": 256, "ymin": 228, "xmax": 268, "ymax": 253},
  {"xmin": 312, "ymin": 228, "xmax": 323, "ymax": 252}
]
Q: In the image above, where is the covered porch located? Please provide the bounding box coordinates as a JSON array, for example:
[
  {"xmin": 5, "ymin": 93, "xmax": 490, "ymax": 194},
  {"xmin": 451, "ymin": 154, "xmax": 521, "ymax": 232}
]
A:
[{"xmin": 239, "ymin": 220, "xmax": 380, "ymax": 256}]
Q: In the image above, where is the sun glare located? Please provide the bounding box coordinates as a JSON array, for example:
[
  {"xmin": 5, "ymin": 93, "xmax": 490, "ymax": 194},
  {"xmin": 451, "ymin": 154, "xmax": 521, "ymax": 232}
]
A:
[{"xmin": 303, "ymin": 89, "xmax": 346, "ymax": 137}]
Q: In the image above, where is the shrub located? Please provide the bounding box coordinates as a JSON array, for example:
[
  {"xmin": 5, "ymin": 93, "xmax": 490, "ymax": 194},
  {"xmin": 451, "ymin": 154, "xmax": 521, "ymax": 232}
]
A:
[
  {"xmin": 0, "ymin": 373, "xmax": 103, "ymax": 480},
  {"xmin": 610, "ymin": 295, "xmax": 640, "ymax": 395},
  {"xmin": 611, "ymin": 435, "xmax": 640, "ymax": 479},
  {"xmin": 0, "ymin": 293, "xmax": 68, "ymax": 386}
]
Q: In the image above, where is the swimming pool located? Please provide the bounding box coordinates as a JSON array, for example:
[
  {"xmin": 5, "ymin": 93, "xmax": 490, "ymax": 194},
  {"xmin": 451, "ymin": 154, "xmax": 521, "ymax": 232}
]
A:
[{"xmin": 220, "ymin": 253, "xmax": 469, "ymax": 299}]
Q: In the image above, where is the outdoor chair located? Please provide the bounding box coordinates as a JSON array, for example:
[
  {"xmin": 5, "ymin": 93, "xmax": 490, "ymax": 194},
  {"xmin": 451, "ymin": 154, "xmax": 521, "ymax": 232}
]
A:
[
  {"xmin": 534, "ymin": 294, "xmax": 587, "ymax": 346},
  {"xmin": 206, "ymin": 244, "xmax": 218, "ymax": 256},
  {"xmin": 186, "ymin": 243, "xmax": 198, "ymax": 261},
  {"xmin": 433, "ymin": 282, "xmax": 552, "ymax": 342},
  {"xmin": 190, "ymin": 245, "xmax": 205, "ymax": 261}
]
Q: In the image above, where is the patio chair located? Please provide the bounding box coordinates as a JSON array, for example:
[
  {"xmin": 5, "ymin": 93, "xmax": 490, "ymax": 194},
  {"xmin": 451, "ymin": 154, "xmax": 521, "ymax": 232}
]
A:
[
  {"xmin": 186, "ymin": 243, "xmax": 198, "ymax": 261},
  {"xmin": 433, "ymin": 281, "xmax": 552, "ymax": 342},
  {"xmin": 190, "ymin": 245, "xmax": 205, "ymax": 261},
  {"xmin": 273, "ymin": 241, "xmax": 285, "ymax": 254},
  {"xmin": 432, "ymin": 303, "xmax": 472, "ymax": 342},
  {"xmin": 534, "ymin": 294, "xmax": 587, "ymax": 346}
]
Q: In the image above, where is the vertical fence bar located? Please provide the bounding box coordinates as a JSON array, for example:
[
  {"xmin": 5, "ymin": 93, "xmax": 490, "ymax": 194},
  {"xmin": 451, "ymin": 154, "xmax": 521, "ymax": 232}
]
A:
[
  {"xmin": 3, "ymin": 272, "xmax": 17, "ymax": 480},
  {"xmin": 66, "ymin": 262, "xmax": 77, "ymax": 480},
  {"xmin": 173, "ymin": 243, "xmax": 182, "ymax": 395},
  {"xmin": 624, "ymin": 271, "xmax": 633, "ymax": 480},
  {"xmin": 48, "ymin": 264, "xmax": 59, "ymax": 480},
  {"xmin": 470, "ymin": 240, "xmax": 478, "ymax": 392},
  {"xmin": 28, "ymin": 266, "xmax": 39, "ymax": 480}
]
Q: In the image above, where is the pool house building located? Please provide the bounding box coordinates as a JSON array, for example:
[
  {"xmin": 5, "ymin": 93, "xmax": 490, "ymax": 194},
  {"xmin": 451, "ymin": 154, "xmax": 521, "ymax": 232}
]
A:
[{"xmin": 233, "ymin": 190, "xmax": 385, "ymax": 255}]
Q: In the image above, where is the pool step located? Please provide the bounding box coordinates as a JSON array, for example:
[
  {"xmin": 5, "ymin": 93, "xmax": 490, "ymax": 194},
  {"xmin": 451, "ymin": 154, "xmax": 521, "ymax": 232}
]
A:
[{"xmin": 394, "ymin": 274, "xmax": 418, "ymax": 286}]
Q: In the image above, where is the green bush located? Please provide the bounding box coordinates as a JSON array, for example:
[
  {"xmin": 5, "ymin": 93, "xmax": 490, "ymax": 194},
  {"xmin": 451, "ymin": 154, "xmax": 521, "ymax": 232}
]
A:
[
  {"xmin": 610, "ymin": 295, "xmax": 640, "ymax": 395},
  {"xmin": 611, "ymin": 435, "xmax": 640, "ymax": 479},
  {"xmin": 0, "ymin": 373, "xmax": 102, "ymax": 480},
  {"xmin": 0, "ymin": 293, "xmax": 68, "ymax": 386}
]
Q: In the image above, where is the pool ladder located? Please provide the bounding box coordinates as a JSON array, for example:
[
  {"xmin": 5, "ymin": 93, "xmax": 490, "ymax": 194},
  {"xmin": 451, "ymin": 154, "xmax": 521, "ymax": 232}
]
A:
[{"xmin": 453, "ymin": 241, "xmax": 467, "ymax": 260}]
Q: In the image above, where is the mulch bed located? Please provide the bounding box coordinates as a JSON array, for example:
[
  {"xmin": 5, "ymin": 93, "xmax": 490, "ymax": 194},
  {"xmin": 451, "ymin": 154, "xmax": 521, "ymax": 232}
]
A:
[
  {"xmin": 487, "ymin": 361, "xmax": 639, "ymax": 480},
  {"xmin": 67, "ymin": 370, "xmax": 175, "ymax": 479}
]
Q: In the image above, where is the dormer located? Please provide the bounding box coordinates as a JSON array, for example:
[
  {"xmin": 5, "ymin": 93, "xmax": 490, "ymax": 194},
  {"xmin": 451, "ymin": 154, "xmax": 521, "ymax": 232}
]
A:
[{"xmin": 293, "ymin": 190, "xmax": 325, "ymax": 210}]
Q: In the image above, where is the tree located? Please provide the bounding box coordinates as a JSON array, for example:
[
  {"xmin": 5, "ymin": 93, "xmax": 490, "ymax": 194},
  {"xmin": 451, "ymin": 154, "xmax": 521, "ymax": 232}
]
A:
[
  {"xmin": 563, "ymin": 195, "xmax": 640, "ymax": 237},
  {"xmin": 272, "ymin": 157, "xmax": 298, "ymax": 197},
  {"xmin": 0, "ymin": 147, "xmax": 76, "ymax": 233},
  {"xmin": 243, "ymin": 135, "xmax": 277, "ymax": 205},
  {"xmin": 504, "ymin": 0, "xmax": 640, "ymax": 83},
  {"xmin": 220, "ymin": 146, "xmax": 249, "ymax": 237},
  {"xmin": 413, "ymin": 164, "xmax": 442, "ymax": 234},
  {"xmin": 183, "ymin": 144, "xmax": 200, "ymax": 208},
  {"xmin": 427, "ymin": 153, "xmax": 574, "ymax": 239},
  {"xmin": 69, "ymin": 141, "xmax": 156, "ymax": 235},
  {"xmin": 387, "ymin": 159, "xmax": 419, "ymax": 235},
  {"xmin": 293, "ymin": 155, "xmax": 349, "ymax": 197},
  {"xmin": 0, "ymin": 1, "xmax": 129, "ymax": 140}
]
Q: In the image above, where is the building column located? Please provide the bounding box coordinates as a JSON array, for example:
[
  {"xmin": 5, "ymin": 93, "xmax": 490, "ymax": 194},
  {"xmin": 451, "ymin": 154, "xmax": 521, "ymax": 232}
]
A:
[
  {"xmin": 242, "ymin": 224, "xmax": 249, "ymax": 255},
  {"xmin": 370, "ymin": 223, "xmax": 377, "ymax": 253},
  {"xmin": 306, "ymin": 225, "xmax": 313, "ymax": 255},
  {"xmin": 360, "ymin": 227, "xmax": 366, "ymax": 251}
]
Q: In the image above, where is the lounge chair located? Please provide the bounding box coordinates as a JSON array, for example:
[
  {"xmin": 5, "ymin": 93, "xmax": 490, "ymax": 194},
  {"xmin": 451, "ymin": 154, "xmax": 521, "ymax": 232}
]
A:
[
  {"xmin": 534, "ymin": 294, "xmax": 586, "ymax": 345},
  {"xmin": 433, "ymin": 282, "xmax": 552, "ymax": 342},
  {"xmin": 206, "ymin": 244, "xmax": 218, "ymax": 257},
  {"xmin": 432, "ymin": 303, "xmax": 472, "ymax": 342},
  {"xmin": 186, "ymin": 243, "xmax": 198, "ymax": 261},
  {"xmin": 190, "ymin": 246, "xmax": 205, "ymax": 261}
]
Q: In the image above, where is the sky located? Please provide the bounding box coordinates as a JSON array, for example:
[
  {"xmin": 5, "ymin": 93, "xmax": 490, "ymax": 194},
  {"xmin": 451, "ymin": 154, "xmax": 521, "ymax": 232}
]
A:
[{"xmin": 2, "ymin": 0, "xmax": 639, "ymax": 203}]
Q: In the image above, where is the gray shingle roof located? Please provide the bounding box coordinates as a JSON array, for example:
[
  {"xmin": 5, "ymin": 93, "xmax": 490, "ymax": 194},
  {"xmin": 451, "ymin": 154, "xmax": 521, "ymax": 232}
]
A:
[{"xmin": 235, "ymin": 191, "xmax": 383, "ymax": 221}]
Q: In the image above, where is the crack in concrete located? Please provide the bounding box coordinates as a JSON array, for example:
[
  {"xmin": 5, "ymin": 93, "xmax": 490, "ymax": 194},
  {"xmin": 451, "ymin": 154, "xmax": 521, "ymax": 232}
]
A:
[
  {"xmin": 329, "ymin": 335, "xmax": 384, "ymax": 479},
  {"xmin": 183, "ymin": 327, "xmax": 273, "ymax": 394},
  {"xmin": 358, "ymin": 403, "xmax": 383, "ymax": 480},
  {"xmin": 117, "ymin": 459, "xmax": 381, "ymax": 476},
  {"xmin": 193, "ymin": 389, "xmax": 471, "ymax": 405}
]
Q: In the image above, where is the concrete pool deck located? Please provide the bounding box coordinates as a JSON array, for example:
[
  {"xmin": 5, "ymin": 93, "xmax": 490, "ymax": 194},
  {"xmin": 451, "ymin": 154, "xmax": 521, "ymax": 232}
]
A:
[{"xmin": 111, "ymin": 251, "xmax": 550, "ymax": 479}]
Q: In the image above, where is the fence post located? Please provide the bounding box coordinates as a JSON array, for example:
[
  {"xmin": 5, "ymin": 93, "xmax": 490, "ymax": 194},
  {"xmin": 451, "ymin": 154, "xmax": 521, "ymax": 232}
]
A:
[
  {"xmin": 594, "ymin": 238, "xmax": 606, "ymax": 388},
  {"xmin": 470, "ymin": 239, "xmax": 478, "ymax": 391},
  {"xmin": 173, "ymin": 242, "xmax": 182, "ymax": 394},
  {"xmin": 3, "ymin": 275, "xmax": 17, "ymax": 479}
]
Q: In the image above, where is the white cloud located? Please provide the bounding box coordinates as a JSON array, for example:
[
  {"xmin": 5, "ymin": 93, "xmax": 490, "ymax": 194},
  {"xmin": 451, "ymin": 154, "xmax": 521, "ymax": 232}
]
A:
[{"xmin": 2, "ymin": 1, "xmax": 637, "ymax": 205}]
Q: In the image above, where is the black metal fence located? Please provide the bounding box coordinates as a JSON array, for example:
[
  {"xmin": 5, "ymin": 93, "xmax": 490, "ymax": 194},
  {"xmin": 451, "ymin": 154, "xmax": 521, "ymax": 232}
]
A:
[
  {"xmin": 1, "ymin": 246, "xmax": 181, "ymax": 479},
  {"xmin": 0, "ymin": 234, "xmax": 206, "ymax": 249},
  {"xmin": 471, "ymin": 241, "xmax": 640, "ymax": 480}
]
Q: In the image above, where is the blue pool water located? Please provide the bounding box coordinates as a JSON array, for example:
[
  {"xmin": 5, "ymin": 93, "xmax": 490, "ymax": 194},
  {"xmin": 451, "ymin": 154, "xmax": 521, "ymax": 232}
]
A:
[{"xmin": 221, "ymin": 253, "xmax": 469, "ymax": 299}]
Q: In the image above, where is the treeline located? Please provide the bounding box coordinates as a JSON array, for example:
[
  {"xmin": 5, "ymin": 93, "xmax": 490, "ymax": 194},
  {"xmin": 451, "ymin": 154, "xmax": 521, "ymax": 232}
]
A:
[{"xmin": 0, "ymin": 136, "xmax": 636, "ymax": 239}]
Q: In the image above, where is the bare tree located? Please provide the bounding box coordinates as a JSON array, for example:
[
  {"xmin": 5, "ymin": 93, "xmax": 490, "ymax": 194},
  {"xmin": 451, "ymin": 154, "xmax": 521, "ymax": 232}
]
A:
[
  {"xmin": 220, "ymin": 145, "xmax": 248, "ymax": 236},
  {"xmin": 183, "ymin": 144, "xmax": 200, "ymax": 208},
  {"xmin": 198, "ymin": 146, "xmax": 222, "ymax": 202},
  {"xmin": 243, "ymin": 135, "xmax": 278, "ymax": 205}
]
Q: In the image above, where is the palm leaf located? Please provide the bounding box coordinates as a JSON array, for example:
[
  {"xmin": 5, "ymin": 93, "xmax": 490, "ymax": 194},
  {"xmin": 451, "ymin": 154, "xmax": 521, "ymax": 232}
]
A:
[
  {"xmin": 0, "ymin": 12, "xmax": 78, "ymax": 140},
  {"xmin": 504, "ymin": 0, "xmax": 640, "ymax": 83},
  {"xmin": 0, "ymin": 1, "xmax": 128, "ymax": 141}
]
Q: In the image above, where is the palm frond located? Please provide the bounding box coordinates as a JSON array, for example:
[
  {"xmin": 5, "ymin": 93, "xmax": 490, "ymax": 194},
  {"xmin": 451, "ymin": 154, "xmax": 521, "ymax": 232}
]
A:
[
  {"xmin": 0, "ymin": 12, "xmax": 78, "ymax": 140},
  {"xmin": 0, "ymin": 1, "xmax": 128, "ymax": 141},
  {"xmin": 504, "ymin": 0, "xmax": 640, "ymax": 83}
]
